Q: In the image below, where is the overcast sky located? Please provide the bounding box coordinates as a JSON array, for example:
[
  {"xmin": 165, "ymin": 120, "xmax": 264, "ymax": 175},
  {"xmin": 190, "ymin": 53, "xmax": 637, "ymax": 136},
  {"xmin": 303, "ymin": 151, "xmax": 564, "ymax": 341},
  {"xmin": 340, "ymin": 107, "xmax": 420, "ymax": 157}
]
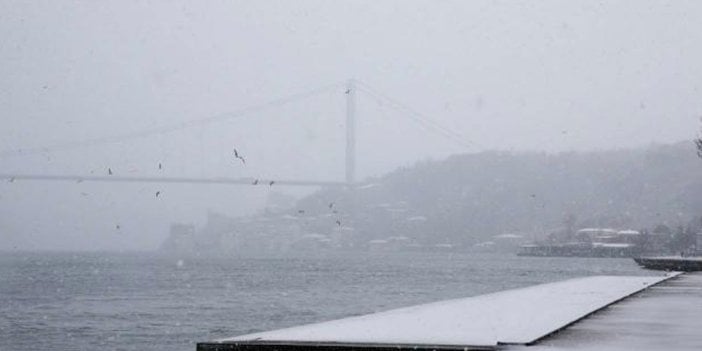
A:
[{"xmin": 1, "ymin": 1, "xmax": 701, "ymax": 250}]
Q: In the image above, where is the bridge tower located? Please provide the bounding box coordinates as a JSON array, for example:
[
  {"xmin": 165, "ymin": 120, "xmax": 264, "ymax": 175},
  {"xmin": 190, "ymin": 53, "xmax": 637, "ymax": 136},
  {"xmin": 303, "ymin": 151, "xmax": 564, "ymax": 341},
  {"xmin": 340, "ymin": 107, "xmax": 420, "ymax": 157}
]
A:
[{"xmin": 345, "ymin": 79, "xmax": 356, "ymax": 186}]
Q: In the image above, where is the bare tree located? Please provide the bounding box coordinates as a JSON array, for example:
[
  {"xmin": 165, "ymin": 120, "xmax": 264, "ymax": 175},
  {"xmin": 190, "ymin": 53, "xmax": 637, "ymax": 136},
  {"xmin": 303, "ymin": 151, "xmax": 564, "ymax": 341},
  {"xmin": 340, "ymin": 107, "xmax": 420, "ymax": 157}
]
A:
[{"xmin": 696, "ymin": 119, "xmax": 702, "ymax": 159}]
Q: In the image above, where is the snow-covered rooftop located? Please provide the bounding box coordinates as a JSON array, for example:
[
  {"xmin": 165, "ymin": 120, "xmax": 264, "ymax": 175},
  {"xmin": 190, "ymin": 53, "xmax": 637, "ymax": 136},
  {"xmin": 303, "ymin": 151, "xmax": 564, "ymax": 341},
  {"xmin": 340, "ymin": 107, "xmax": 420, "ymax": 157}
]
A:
[
  {"xmin": 356, "ymin": 183, "xmax": 380, "ymax": 190},
  {"xmin": 592, "ymin": 243, "xmax": 635, "ymax": 248},
  {"xmin": 368, "ymin": 239, "xmax": 388, "ymax": 245},
  {"xmin": 494, "ymin": 233, "xmax": 524, "ymax": 239},
  {"xmin": 301, "ymin": 233, "xmax": 328, "ymax": 240},
  {"xmin": 577, "ymin": 228, "xmax": 617, "ymax": 234}
]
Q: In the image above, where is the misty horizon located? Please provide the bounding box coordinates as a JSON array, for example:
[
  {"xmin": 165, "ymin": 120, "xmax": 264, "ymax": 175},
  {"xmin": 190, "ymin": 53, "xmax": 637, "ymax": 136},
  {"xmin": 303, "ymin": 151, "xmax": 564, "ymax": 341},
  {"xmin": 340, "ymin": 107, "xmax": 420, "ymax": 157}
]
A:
[
  {"xmin": 2, "ymin": 1, "xmax": 702, "ymax": 251},
  {"xmin": 4, "ymin": 3, "xmax": 702, "ymax": 351}
]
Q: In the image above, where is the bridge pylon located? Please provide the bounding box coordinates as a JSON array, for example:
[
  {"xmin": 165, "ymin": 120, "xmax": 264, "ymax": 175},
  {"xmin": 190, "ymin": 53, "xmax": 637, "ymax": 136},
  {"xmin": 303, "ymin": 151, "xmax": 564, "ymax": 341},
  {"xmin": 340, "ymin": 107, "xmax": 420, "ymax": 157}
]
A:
[{"xmin": 345, "ymin": 79, "xmax": 356, "ymax": 186}]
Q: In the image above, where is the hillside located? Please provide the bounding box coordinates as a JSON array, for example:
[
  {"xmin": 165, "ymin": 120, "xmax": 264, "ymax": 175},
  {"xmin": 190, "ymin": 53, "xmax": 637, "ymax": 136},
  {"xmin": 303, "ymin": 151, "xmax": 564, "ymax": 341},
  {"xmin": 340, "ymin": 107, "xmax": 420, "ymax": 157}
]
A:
[
  {"xmin": 163, "ymin": 141, "xmax": 702, "ymax": 253},
  {"xmin": 292, "ymin": 141, "xmax": 702, "ymax": 247}
]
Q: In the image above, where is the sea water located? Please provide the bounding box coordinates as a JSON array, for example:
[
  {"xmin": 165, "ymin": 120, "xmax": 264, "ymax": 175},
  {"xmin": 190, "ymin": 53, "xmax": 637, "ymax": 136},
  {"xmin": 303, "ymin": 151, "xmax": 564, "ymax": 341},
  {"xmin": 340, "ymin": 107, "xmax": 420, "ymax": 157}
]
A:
[{"xmin": 0, "ymin": 251, "xmax": 650, "ymax": 351}]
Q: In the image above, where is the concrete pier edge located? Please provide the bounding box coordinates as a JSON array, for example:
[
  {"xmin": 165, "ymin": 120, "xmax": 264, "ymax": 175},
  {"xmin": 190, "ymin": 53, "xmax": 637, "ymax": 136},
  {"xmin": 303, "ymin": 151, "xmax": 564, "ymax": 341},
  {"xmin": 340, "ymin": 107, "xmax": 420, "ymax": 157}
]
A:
[
  {"xmin": 197, "ymin": 273, "xmax": 683, "ymax": 351},
  {"xmin": 518, "ymin": 271, "xmax": 683, "ymax": 346}
]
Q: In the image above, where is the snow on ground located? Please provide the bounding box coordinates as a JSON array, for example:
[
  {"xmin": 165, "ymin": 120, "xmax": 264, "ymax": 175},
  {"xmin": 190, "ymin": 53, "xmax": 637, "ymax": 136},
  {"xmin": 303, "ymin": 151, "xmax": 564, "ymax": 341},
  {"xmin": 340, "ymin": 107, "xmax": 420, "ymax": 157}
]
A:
[
  {"xmin": 220, "ymin": 274, "xmax": 675, "ymax": 347},
  {"xmin": 524, "ymin": 272, "xmax": 702, "ymax": 351}
]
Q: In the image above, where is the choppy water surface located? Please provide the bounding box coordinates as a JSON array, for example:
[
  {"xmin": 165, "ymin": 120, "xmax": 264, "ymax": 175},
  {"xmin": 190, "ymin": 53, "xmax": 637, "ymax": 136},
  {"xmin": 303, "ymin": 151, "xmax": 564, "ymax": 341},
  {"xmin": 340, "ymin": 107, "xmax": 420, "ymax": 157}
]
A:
[{"xmin": 0, "ymin": 251, "xmax": 652, "ymax": 351}]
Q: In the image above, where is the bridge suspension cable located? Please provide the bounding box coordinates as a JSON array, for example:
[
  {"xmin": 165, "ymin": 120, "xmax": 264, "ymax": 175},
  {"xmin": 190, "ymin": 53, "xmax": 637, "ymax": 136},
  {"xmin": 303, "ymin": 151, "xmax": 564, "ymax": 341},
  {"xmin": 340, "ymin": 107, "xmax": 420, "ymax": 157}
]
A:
[
  {"xmin": 354, "ymin": 81, "xmax": 475, "ymax": 149},
  {"xmin": 1, "ymin": 79, "xmax": 476, "ymax": 188},
  {"xmin": 0, "ymin": 81, "xmax": 345, "ymax": 159}
]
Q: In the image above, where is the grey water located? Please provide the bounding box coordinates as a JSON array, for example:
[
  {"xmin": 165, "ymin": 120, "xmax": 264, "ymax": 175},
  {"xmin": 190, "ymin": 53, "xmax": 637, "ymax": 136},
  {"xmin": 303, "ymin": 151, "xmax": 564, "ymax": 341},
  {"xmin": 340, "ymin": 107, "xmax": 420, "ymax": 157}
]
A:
[{"xmin": 0, "ymin": 251, "xmax": 653, "ymax": 351}]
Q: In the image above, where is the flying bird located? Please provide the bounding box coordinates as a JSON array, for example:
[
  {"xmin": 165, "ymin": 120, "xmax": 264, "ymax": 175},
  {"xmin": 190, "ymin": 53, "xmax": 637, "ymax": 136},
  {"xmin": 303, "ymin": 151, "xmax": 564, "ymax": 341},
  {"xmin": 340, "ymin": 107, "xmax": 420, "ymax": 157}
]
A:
[
  {"xmin": 328, "ymin": 202, "xmax": 334, "ymax": 209},
  {"xmin": 252, "ymin": 179, "xmax": 259, "ymax": 185},
  {"xmin": 345, "ymin": 89, "xmax": 351, "ymax": 94},
  {"xmin": 269, "ymin": 180, "xmax": 275, "ymax": 186},
  {"xmin": 335, "ymin": 220, "xmax": 341, "ymax": 226},
  {"xmin": 8, "ymin": 177, "xmax": 14, "ymax": 183},
  {"xmin": 156, "ymin": 191, "xmax": 161, "ymax": 197},
  {"xmin": 158, "ymin": 163, "xmax": 162, "ymax": 170},
  {"xmin": 233, "ymin": 148, "xmax": 246, "ymax": 164},
  {"xmin": 116, "ymin": 224, "xmax": 120, "ymax": 230},
  {"xmin": 108, "ymin": 168, "xmax": 113, "ymax": 175},
  {"xmin": 298, "ymin": 209, "xmax": 305, "ymax": 214}
]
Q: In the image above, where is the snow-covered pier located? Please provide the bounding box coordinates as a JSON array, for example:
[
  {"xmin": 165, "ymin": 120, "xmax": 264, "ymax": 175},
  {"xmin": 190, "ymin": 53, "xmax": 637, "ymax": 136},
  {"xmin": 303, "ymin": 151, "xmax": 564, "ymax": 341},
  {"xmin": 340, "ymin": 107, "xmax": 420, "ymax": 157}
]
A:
[
  {"xmin": 529, "ymin": 272, "xmax": 702, "ymax": 351},
  {"xmin": 198, "ymin": 272, "xmax": 695, "ymax": 351}
]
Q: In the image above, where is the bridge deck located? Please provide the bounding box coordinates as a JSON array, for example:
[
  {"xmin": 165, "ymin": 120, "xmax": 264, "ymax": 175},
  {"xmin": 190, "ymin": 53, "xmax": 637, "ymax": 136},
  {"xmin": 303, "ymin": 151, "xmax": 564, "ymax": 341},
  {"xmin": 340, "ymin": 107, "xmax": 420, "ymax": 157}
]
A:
[{"xmin": 0, "ymin": 174, "xmax": 347, "ymax": 187}]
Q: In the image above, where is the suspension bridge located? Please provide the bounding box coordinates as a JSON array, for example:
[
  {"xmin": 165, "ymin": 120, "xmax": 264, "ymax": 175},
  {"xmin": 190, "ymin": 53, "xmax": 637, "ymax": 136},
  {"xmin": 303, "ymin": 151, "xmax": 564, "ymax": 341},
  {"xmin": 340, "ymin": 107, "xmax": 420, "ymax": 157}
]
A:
[{"xmin": 0, "ymin": 80, "xmax": 472, "ymax": 187}]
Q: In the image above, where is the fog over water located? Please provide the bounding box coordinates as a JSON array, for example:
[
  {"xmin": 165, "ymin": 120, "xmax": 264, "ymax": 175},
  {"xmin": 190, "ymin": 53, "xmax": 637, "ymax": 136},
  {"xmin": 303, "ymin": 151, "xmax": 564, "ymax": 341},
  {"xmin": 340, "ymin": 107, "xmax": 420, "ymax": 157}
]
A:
[{"xmin": 1, "ymin": 1, "xmax": 702, "ymax": 251}]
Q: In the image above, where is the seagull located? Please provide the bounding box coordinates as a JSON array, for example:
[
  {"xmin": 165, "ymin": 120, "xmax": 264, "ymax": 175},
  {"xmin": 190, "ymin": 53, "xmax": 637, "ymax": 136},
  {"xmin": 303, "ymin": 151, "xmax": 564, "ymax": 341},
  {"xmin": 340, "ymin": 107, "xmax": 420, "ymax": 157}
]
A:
[
  {"xmin": 233, "ymin": 148, "xmax": 245, "ymax": 164},
  {"xmin": 156, "ymin": 191, "xmax": 161, "ymax": 197},
  {"xmin": 108, "ymin": 168, "xmax": 113, "ymax": 175}
]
